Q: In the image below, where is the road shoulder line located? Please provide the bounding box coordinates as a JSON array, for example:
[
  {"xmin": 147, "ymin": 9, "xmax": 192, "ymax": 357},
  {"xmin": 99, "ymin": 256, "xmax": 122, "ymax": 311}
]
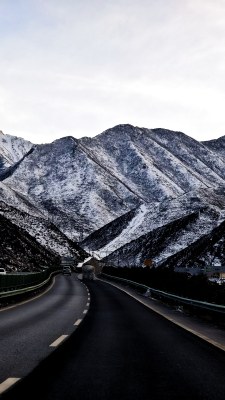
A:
[
  {"xmin": 0, "ymin": 378, "xmax": 21, "ymax": 395},
  {"xmin": 50, "ymin": 335, "xmax": 68, "ymax": 348},
  {"xmin": 0, "ymin": 277, "xmax": 56, "ymax": 313},
  {"xmin": 99, "ymin": 278, "xmax": 225, "ymax": 353},
  {"xmin": 74, "ymin": 318, "xmax": 82, "ymax": 326}
]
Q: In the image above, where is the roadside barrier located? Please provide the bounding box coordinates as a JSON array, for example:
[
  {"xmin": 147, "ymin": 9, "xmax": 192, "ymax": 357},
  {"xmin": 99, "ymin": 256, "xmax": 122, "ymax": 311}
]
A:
[
  {"xmin": 101, "ymin": 273, "xmax": 225, "ymax": 315},
  {"xmin": 0, "ymin": 268, "xmax": 61, "ymax": 299}
]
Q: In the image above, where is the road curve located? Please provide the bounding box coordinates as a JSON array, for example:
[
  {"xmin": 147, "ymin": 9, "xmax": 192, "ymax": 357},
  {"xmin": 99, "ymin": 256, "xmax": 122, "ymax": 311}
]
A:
[
  {"xmin": 0, "ymin": 274, "xmax": 88, "ymax": 387},
  {"xmin": 2, "ymin": 279, "xmax": 225, "ymax": 400}
]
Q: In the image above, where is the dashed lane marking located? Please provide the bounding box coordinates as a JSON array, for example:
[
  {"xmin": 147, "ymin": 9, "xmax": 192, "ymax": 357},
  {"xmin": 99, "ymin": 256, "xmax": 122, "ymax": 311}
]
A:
[
  {"xmin": 0, "ymin": 378, "xmax": 20, "ymax": 394},
  {"xmin": 83, "ymin": 309, "xmax": 88, "ymax": 314},
  {"xmin": 50, "ymin": 335, "xmax": 68, "ymax": 348},
  {"xmin": 86, "ymin": 302, "xmax": 90, "ymax": 306},
  {"xmin": 74, "ymin": 319, "xmax": 82, "ymax": 326}
]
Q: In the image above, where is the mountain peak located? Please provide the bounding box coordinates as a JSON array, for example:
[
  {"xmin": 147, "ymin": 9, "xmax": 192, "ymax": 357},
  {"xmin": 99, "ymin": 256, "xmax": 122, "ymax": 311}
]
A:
[
  {"xmin": 1, "ymin": 123, "xmax": 225, "ymax": 270},
  {"xmin": 0, "ymin": 131, "xmax": 34, "ymax": 171},
  {"xmin": 97, "ymin": 124, "xmax": 136, "ymax": 138}
]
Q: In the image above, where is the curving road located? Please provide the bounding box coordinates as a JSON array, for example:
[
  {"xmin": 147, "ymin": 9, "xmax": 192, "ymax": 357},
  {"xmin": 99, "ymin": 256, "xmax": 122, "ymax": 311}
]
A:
[
  {"xmin": 2, "ymin": 279, "xmax": 225, "ymax": 399},
  {"xmin": 0, "ymin": 274, "xmax": 88, "ymax": 387}
]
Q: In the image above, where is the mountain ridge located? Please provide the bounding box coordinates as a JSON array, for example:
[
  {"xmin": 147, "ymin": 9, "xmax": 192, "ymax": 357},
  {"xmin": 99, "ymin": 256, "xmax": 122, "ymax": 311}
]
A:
[{"xmin": 1, "ymin": 124, "xmax": 225, "ymax": 270}]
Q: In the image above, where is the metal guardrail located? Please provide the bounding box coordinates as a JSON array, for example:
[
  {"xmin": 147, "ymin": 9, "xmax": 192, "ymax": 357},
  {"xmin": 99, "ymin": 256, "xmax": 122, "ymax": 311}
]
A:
[
  {"xmin": 0, "ymin": 268, "xmax": 61, "ymax": 299},
  {"xmin": 101, "ymin": 273, "xmax": 225, "ymax": 315}
]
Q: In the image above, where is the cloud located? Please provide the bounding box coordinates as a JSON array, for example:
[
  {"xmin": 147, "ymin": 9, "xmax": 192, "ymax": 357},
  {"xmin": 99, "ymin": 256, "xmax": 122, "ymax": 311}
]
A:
[{"xmin": 0, "ymin": 0, "xmax": 225, "ymax": 142}]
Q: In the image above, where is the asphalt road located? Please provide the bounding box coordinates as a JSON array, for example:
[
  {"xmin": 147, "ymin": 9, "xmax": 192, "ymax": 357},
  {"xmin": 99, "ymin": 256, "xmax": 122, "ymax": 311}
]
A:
[
  {"xmin": 2, "ymin": 279, "xmax": 225, "ymax": 400},
  {"xmin": 0, "ymin": 274, "xmax": 88, "ymax": 383}
]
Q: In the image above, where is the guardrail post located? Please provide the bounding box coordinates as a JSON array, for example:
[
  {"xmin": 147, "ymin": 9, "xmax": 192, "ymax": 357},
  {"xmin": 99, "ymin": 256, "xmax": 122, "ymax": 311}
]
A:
[{"xmin": 144, "ymin": 288, "xmax": 151, "ymax": 297}]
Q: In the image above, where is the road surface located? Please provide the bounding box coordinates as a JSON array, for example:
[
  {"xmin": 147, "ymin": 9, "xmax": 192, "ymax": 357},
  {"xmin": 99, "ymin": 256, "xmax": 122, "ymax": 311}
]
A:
[
  {"xmin": 0, "ymin": 274, "xmax": 88, "ymax": 386},
  {"xmin": 2, "ymin": 279, "xmax": 225, "ymax": 399}
]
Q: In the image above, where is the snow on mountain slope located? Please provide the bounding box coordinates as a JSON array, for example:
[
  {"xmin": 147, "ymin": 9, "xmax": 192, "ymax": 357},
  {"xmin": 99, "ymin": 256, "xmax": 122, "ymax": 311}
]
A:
[
  {"xmin": 202, "ymin": 136, "xmax": 225, "ymax": 160},
  {"xmin": 81, "ymin": 207, "xmax": 137, "ymax": 251},
  {"xmin": 80, "ymin": 125, "xmax": 225, "ymax": 201},
  {"xmin": 2, "ymin": 124, "xmax": 225, "ymax": 264},
  {"xmin": 0, "ymin": 181, "xmax": 48, "ymax": 218},
  {"xmin": 102, "ymin": 211, "xmax": 200, "ymax": 267},
  {"xmin": 83, "ymin": 188, "xmax": 225, "ymax": 255},
  {"xmin": 81, "ymin": 186, "xmax": 225, "ymax": 268},
  {"xmin": 0, "ymin": 212, "xmax": 58, "ymax": 271},
  {"xmin": 0, "ymin": 130, "xmax": 33, "ymax": 172},
  {"xmin": 101, "ymin": 206, "xmax": 222, "ymax": 267},
  {"xmin": 1, "ymin": 125, "xmax": 225, "ymax": 241},
  {"xmin": 3, "ymin": 135, "xmax": 140, "ymax": 239},
  {"xmin": 150, "ymin": 129, "xmax": 225, "ymax": 186},
  {"xmin": 160, "ymin": 218, "xmax": 225, "ymax": 271},
  {"xmin": 153, "ymin": 208, "xmax": 219, "ymax": 265},
  {"xmin": 0, "ymin": 201, "xmax": 86, "ymax": 260},
  {"xmin": 80, "ymin": 126, "xmax": 183, "ymax": 203}
]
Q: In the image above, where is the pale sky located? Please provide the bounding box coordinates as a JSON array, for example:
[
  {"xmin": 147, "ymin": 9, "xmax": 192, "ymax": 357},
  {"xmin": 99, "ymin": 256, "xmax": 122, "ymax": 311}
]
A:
[{"xmin": 0, "ymin": 0, "xmax": 225, "ymax": 144}]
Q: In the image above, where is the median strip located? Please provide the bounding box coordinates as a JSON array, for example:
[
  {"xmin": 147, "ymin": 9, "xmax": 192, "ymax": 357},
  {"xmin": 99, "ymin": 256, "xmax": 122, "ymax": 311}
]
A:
[
  {"xmin": 50, "ymin": 335, "xmax": 68, "ymax": 348},
  {"xmin": 0, "ymin": 378, "xmax": 20, "ymax": 394}
]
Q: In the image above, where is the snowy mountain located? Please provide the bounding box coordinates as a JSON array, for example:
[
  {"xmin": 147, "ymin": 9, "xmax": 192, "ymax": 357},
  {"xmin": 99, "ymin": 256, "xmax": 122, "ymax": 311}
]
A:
[
  {"xmin": 4, "ymin": 125, "xmax": 225, "ymax": 240},
  {"xmin": 0, "ymin": 197, "xmax": 87, "ymax": 271},
  {"xmin": 0, "ymin": 211, "xmax": 57, "ymax": 272},
  {"xmin": 2, "ymin": 133, "xmax": 140, "ymax": 240},
  {"xmin": 0, "ymin": 200, "xmax": 87, "ymax": 262},
  {"xmin": 1, "ymin": 124, "xmax": 225, "ymax": 270},
  {"xmin": 203, "ymin": 136, "xmax": 225, "ymax": 159},
  {"xmin": 0, "ymin": 132, "xmax": 87, "ymax": 270},
  {"xmin": 82, "ymin": 187, "xmax": 225, "ymax": 267},
  {"xmin": 0, "ymin": 131, "xmax": 34, "ymax": 174}
]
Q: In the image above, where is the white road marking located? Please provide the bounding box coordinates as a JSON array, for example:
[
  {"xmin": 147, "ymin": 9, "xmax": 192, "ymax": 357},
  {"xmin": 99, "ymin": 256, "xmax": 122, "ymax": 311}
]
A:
[
  {"xmin": 83, "ymin": 309, "xmax": 88, "ymax": 314},
  {"xmin": 50, "ymin": 335, "xmax": 68, "ymax": 347},
  {"xmin": 86, "ymin": 302, "xmax": 90, "ymax": 306},
  {"xmin": 0, "ymin": 378, "xmax": 20, "ymax": 394},
  {"xmin": 74, "ymin": 319, "xmax": 82, "ymax": 326},
  {"xmin": 0, "ymin": 278, "xmax": 56, "ymax": 313},
  {"xmin": 100, "ymin": 279, "xmax": 225, "ymax": 353}
]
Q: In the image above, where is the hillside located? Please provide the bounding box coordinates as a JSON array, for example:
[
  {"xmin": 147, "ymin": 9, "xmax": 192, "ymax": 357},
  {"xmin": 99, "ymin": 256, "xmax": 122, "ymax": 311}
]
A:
[
  {"xmin": 3, "ymin": 125, "xmax": 225, "ymax": 241},
  {"xmin": 0, "ymin": 213, "xmax": 57, "ymax": 271},
  {"xmin": 1, "ymin": 125, "xmax": 225, "ymax": 269},
  {"xmin": 0, "ymin": 131, "xmax": 33, "ymax": 173}
]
